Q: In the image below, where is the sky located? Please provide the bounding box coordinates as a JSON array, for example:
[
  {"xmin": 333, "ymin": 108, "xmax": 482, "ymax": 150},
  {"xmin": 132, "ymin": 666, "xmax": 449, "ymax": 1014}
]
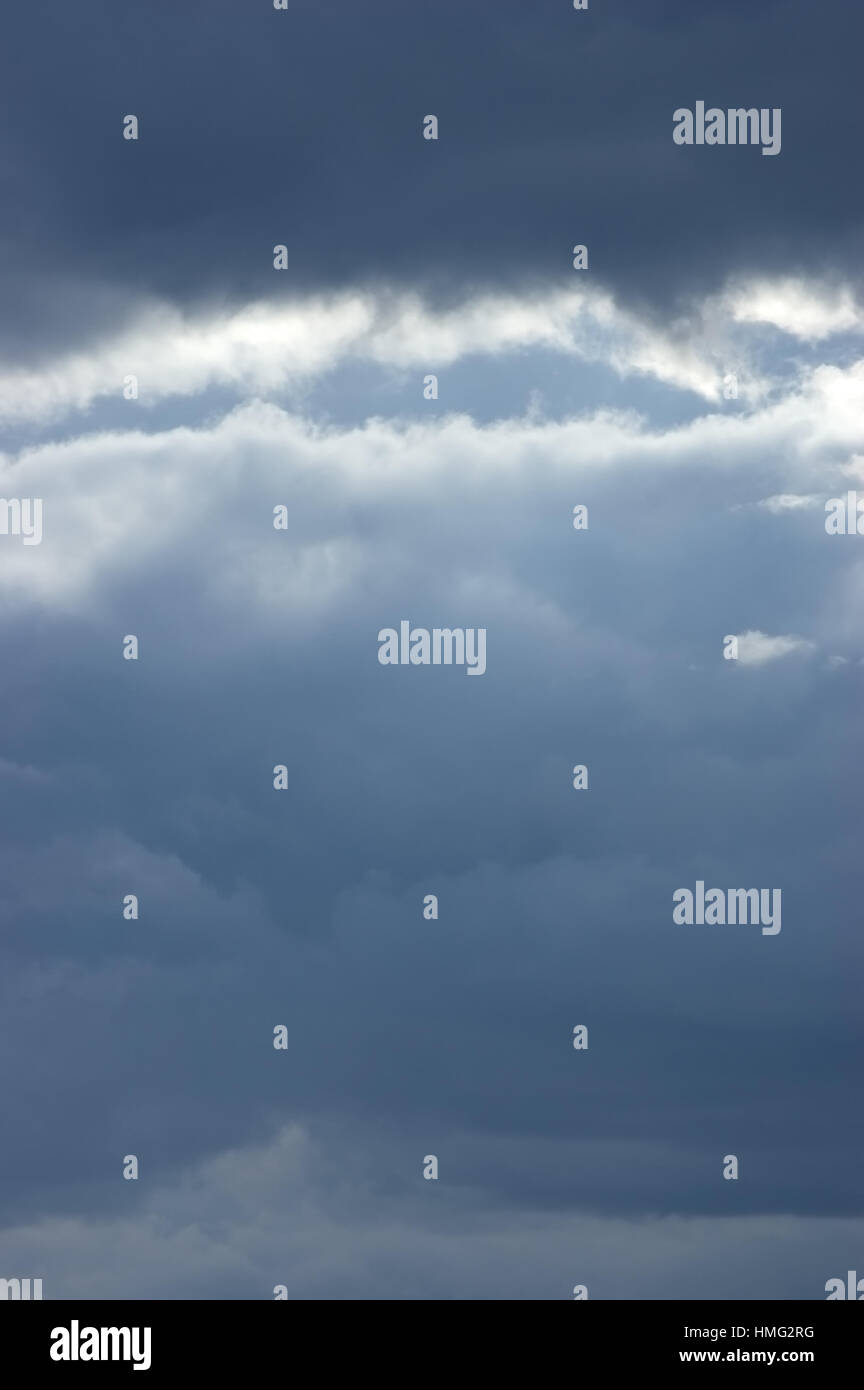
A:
[{"xmin": 0, "ymin": 0, "xmax": 862, "ymax": 1300}]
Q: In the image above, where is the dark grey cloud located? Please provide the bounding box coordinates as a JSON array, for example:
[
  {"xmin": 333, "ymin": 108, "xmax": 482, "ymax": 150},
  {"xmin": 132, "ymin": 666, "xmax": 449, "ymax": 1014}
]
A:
[
  {"xmin": 2, "ymin": 0, "xmax": 863, "ymax": 361},
  {"xmin": 1, "ymin": 0, "xmax": 861, "ymax": 1301},
  {"xmin": 0, "ymin": 387, "xmax": 861, "ymax": 1298},
  {"xmin": 4, "ymin": 1118, "xmax": 860, "ymax": 1299}
]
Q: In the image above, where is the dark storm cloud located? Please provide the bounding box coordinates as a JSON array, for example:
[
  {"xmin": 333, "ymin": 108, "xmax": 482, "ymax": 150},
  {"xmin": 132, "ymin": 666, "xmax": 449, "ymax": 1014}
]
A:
[
  {"xmin": 1, "ymin": 0, "xmax": 861, "ymax": 1301},
  {"xmin": 2, "ymin": 0, "xmax": 863, "ymax": 362},
  {"xmin": 0, "ymin": 396, "xmax": 861, "ymax": 1274}
]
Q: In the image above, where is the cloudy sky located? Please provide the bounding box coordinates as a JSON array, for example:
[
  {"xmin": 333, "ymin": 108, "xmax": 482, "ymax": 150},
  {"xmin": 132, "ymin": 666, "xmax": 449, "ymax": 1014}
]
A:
[{"xmin": 1, "ymin": 0, "xmax": 862, "ymax": 1300}]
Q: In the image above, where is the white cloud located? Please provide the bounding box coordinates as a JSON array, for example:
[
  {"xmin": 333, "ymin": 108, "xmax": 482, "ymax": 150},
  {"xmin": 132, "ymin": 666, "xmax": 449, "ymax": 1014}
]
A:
[
  {"xmin": 757, "ymin": 493, "xmax": 820, "ymax": 513},
  {"xmin": 724, "ymin": 277, "xmax": 863, "ymax": 341},
  {"xmin": 2, "ymin": 271, "xmax": 861, "ymax": 431},
  {"xmin": 733, "ymin": 630, "xmax": 815, "ymax": 667},
  {"xmin": 0, "ymin": 278, "xmax": 801, "ymax": 428},
  {"xmin": 3, "ymin": 350, "xmax": 864, "ymax": 613}
]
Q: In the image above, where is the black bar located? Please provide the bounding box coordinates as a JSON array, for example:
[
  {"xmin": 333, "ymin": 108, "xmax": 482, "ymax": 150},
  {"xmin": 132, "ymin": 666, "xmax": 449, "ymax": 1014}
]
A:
[{"xmin": 2, "ymin": 1300, "xmax": 859, "ymax": 1377}]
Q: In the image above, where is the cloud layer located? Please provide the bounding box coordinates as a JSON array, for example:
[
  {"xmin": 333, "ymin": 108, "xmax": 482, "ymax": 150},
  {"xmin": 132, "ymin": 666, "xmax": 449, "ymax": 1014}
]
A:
[{"xmin": 2, "ymin": 1, "xmax": 862, "ymax": 1301}]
